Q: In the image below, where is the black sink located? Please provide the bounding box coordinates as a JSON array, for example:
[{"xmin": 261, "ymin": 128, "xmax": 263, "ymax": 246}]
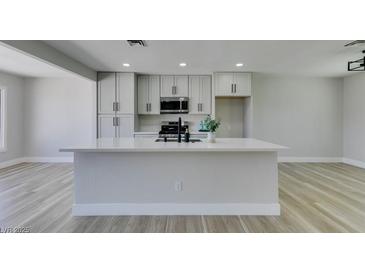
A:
[{"xmin": 155, "ymin": 138, "xmax": 202, "ymax": 143}]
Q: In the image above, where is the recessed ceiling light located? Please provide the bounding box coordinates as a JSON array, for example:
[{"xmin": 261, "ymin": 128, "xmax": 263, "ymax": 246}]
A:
[
  {"xmin": 123, "ymin": 63, "xmax": 130, "ymax": 67},
  {"xmin": 236, "ymin": 63, "xmax": 244, "ymax": 67},
  {"xmin": 179, "ymin": 63, "xmax": 187, "ymax": 67}
]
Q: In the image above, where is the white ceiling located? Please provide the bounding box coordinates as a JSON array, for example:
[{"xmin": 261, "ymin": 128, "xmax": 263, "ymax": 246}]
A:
[
  {"xmin": 44, "ymin": 40, "xmax": 365, "ymax": 77},
  {"xmin": 0, "ymin": 44, "xmax": 78, "ymax": 78}
]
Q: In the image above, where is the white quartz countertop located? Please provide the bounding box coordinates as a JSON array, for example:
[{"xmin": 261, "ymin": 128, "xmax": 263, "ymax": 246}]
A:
[{"xmin": 60, "ymin": 138, "xmax": 287, "ymax": 152}]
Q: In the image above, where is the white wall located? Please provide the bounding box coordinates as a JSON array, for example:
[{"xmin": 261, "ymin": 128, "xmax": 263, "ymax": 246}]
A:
[
  {"xmin": 252, "ymin": 73, "xmax": 343, "ymax": 158},
  {"xmin": 0, "ymin": 71, "xmax": 25, "ymax": 163},
  {"xmin": 24, "ymin": 77, "xmax": 96, "ymax": 158},
  {"xmin": 343, "ymin": 73, "xmax": 365, "ymax": 164}
]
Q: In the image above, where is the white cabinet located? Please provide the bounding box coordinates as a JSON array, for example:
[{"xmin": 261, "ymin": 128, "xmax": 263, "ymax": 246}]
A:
[
  {"xmin": 98, "ymin": 115, "xmax": 116, "ymax": 138},
  {"xmin": 214, "ymin": 72, "xmax": 251, "ymax": 96},
  {"xmin": 116, "ymin": 73, "xmax": 135, "ymax": 114},
  {"xmin": 234, "ymin": 73, "xmax": 251, "ymax": 96},
  {"xmin": 161, "ymin": 75, "xmax": 188, "ymax": 97},
  {"xmin": 215, "ymin": 73, "xmax": 233, "ymax": 96},
  {"xmin": 97, "ymin": 72, "xmax": 136, "ymax": 138},
  {"xmin": 98, "ymin": 72, "xmax": 135, "ymax": 115},
  {"xmin": 189, "ymin": 76, "xmax": 211, "ymax": 114},
  {"xmin": 138, "ymin": 75, "xmax": 160, "ymax": 114},
  {"xmin": 98, "ymin": 115, "xmax": 134, "ymax": 138},
  {"xmin": 116, "ymin": 115, "xmax": 134, "ymax": 137},
  {"xmin": 98, "ymin": 72, "xmax": 116, "ymax": 114}
]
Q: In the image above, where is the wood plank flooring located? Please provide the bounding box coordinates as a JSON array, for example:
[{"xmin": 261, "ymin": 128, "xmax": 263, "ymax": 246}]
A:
[{"xmin": 1, "ymin": 162, "xmax": 365, "ymax": 232}]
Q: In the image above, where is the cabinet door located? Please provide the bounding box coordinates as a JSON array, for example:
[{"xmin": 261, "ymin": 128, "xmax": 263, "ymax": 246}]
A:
[
  {"xmin": 188, "ymin": 76, "xmax": 200, "ymax": 114},
  {"xmin": 148, "ymin": 75, "xmax": 160, "ymax": 114},
  {"xmin": 98, "ymin": 72, "xmax": 116, "ymax": 114},
  {"xmin": 98, "ymin": 115, "xmax": 116, "ymax": 138},
  {"xmin": 200, "ymin": 76, "xmax": 211, "ymax": 114},
  {"xmin": 234, "ymin": 73, "xmax": 251, "ymax": 96},
  {"xmin": 174, "ymin": 76, "xmax": 189, "ymax": 97},
  {"xmin": 116, "ymin": 73, "xmax": 134, "ymax": 114},
  {"xmin": 160, "ymin": 75, "xmax": 174, "ymax": 97},
  {"xmin": 215, "ymin": 73, "xmax": 234, "ymax": 96},
  {"xmin": 116, "ymin": 115, "xmax": 134, "ymax": 137},
  {"xmin": 137, "ymin": 75, "xmax": 149, "ymax": 114}
]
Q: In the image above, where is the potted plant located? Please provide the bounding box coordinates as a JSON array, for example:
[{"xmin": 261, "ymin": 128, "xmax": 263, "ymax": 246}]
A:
[{"xmin": 203, "ymin": 116, "xmax": 220, "ymax": 143}]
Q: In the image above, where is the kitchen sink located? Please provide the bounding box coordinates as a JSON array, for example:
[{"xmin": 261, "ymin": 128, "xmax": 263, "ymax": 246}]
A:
[{"xmin": 155, "ymin": 138, "xmax": 202, "ymax": 143}]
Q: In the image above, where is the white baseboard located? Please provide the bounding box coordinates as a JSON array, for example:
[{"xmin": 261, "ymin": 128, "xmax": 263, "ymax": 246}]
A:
[
  {"xmin": 0, "ymin": 157, "xmax": 27, "ymax": 169},
  {"xmin": 278, "ymin": 157, "xmax": 342, "ymax": 163},
  {"xmin": 22, "ymin": 157, "xmax": 74, "ymax": 163},
  {"xmin": 72, "ymin": 203, "xmax": 281, "ymax": 216},
  {"xmin": 342, "ymin": 158, "xmax": 365, "ymax": 169}
]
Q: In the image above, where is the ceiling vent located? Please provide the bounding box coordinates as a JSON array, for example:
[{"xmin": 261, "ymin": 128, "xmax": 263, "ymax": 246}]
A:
[
  {"xmin": 127, "ymin": 40, "xmax": 147, "ymax": 47},
  {"xmin": 344, "ymin": 40, "xmax": 365, "ymax": 47},
  {"xmin": 348, "ymin": 51, "xmax": 365, "ymax": 71},
  {"xmin": 345, "ymin": 41, "xmax": 365, "ymax": 71}
]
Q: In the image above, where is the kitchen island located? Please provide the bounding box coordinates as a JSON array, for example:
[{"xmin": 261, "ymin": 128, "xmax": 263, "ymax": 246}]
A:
[{"xmin": 60, "ymin": 138, "xmax": 286, "ymax": 216}]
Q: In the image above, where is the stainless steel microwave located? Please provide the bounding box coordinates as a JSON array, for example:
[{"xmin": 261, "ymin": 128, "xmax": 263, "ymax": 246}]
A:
[{"xmin": 160, "ymin": 97, "xmax": 189, "ymax": 114}]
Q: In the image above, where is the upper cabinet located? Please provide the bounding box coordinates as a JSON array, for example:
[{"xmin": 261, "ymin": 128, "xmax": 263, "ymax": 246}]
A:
[
  {"xmin": 161, "ymin": 75, "xmax": 188, "ymax": 97},
  {"xmin": 116, "ymin": 73, "xmax": 135, "ymax": 114},
  {"xmin": 98, "ymin": 72, "xmax": 135, "ymax": 115},
  {"xmin": 137, "ymin": 75, "xmax": 160, "ymax": 114},
  {"xmin": 98, "ymin": 72, "xmax": 116, "ymax": 114},
  {"xmin": 214, "ymin": 72, "xmax": 251, "ymax": 96},
  {"xmin": 189, "ymin": 76, "xmax": 211, "ymax": 114}
]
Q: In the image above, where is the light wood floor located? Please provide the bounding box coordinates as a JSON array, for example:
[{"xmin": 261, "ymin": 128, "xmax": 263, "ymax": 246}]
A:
[{"xmin": 1, "ymin": 162, "xmax": 365, "ymax": 233}]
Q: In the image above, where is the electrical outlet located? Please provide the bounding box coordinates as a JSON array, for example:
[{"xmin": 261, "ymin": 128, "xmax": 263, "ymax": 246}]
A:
[{"xmin": 175, "ymin": 181, "xmax": 183, "ymax": 192}]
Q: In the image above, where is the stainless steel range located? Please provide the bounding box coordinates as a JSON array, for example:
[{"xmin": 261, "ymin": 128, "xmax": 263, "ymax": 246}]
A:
[
  {"xmin": 158, "ymin": 120, "xmax": 189, "ymax": 138},
  {"xmin": 156, "ymin": 120, "xmax": 201, "ymax": 143}
]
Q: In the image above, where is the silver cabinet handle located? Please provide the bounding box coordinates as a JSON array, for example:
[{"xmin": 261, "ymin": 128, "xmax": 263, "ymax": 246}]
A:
[
  {"xmin": 197, "ymin": 103, "xmax": 200, "ymax": 112},
  {"xmin": 116, "ymin": 102, "xmax": 120, "ymax": 111},
  {"xmin": 234, "ymin": 84, "xmax": 237, "ymax": 93},
  {"xmin": 146, "ymin": 103, "xmax": 148, "ymax": 112},
  {"xmin": 231, "ymin": 84, "xmax": 233, "ymax": 93},
  {"xmin": 113, "ymin": 102, "xmax": 116, "ymax": 111},
  {"xmin": 200, "ymin": 103, "xmax": 203, "ymax": 112},
  {"xmin": 149, "ymin": 103, "xmax": 152, "ymax": 112},
  {"xmin": 113, "ymin": 117, "xmax": 116, "ymax": 126}
]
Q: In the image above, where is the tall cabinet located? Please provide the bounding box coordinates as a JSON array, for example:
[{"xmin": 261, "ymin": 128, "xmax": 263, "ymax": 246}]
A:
[
  {"xmin": 137, "ymin": 75, "xmax": 160, "ymax": 114},
  {"xmin": 189, "ymin": 76, "xmax": 211, "ymax": 114},
  {"xmin": 97, "ymin": 72, "xmax": 136, "ymax": 138}
]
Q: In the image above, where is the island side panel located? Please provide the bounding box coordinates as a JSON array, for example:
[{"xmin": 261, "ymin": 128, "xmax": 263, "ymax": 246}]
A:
[{"xmin": 73, "ymin": 151, "xmax": 279, "ymax": 215}]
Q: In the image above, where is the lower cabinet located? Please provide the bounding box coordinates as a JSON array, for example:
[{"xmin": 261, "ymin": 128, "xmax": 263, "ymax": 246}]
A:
[{"xmin": 98, "ymin": 115, "xmax": 134, "ymax": 138}]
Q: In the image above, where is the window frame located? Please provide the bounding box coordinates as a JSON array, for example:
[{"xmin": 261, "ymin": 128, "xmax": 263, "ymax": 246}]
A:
[{"xmin": 0, "ymin": 87, "xmax": 7, "ymax": 152}]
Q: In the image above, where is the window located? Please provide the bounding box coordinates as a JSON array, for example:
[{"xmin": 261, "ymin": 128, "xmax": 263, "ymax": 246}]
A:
[{"xmin": 0, "ymin": 88, "xmax": 6, "ymax": 152}]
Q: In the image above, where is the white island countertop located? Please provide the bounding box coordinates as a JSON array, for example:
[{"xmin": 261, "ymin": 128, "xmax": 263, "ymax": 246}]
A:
[{"xmin": 60, "ymin": 138, "xmax": 287, "ymax": 153}]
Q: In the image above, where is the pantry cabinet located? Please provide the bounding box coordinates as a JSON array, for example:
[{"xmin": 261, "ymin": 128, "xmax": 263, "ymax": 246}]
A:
[{"xmin": 97, "ymin": 72, "xmax": 136, "ymax": 138}]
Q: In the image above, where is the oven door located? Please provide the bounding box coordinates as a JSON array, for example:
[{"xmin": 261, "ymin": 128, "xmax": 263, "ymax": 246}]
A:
[{"xmin": 160, "ymin": 97, "xmax": 189, "ymax": 114}]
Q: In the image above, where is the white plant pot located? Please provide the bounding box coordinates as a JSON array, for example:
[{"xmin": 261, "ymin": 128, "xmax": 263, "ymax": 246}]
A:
[{"xmin": 207, "ymin": 132, "xmax": 216, "ymax": 143}]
